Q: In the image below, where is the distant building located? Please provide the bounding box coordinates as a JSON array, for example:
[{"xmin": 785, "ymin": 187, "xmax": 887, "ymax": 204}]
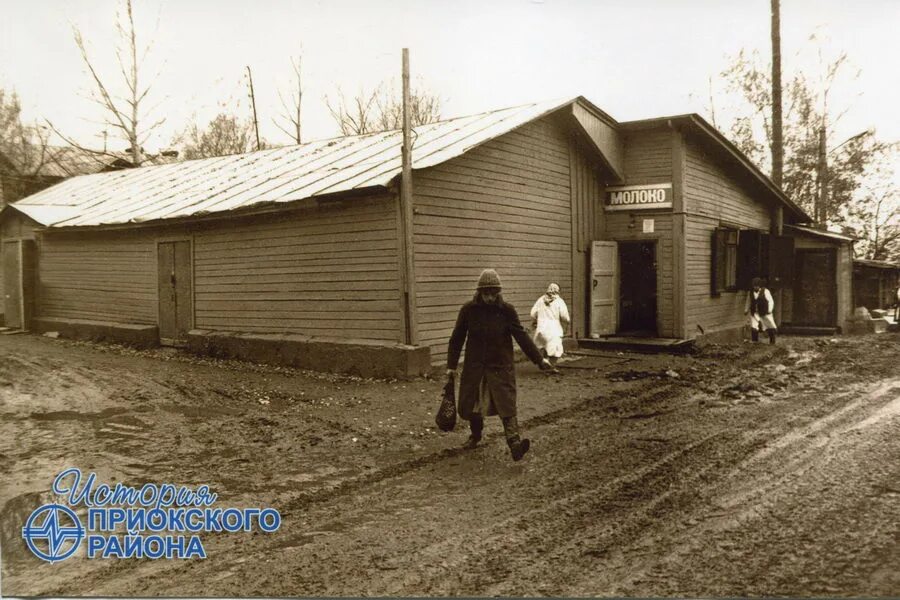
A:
[{"xmin": 853, "ymin": 259, "xmax": 900, "ymax": 312}]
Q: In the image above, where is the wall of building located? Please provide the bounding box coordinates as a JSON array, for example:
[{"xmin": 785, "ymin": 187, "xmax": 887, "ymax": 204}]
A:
[
  {"xmin": 38, "ymin": 229, "xmax": 159, "ymax": 324},
  {"xmin": 412, "ymin": 117, "xmax": 575, "ymax": 364},
  {"xmin": 191, "ymin": 195, "xmax": 403, "ymax": 343},
  {"xmin": 34, "ymin": 194, "xmax": 404, "ymax": 344},
  {"xmin": 569, "ymin": 137, "xmax": 605, "ymax": 339},
  {"xmin": 682, "ymin": 134, "xmax": 772, "ymax": 338},
  {"xmin": 599, "ymin": 129, "xmax": 676, "ymax": 336}
]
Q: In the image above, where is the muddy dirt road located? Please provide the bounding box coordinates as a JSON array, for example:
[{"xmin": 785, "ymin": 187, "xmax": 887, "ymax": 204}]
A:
[{"xmin": 2, "ymin": 333, "xmax": 899, "ymax": 596}]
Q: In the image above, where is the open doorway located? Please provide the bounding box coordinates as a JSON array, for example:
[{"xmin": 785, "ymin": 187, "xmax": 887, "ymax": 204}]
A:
[{"xmin": 618, "ymin": 241, "xmax": 657, "ymax": 336}]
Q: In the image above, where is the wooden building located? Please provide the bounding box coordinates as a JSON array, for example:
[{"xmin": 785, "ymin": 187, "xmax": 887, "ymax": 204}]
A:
[
  {"xmin": 0, "ymin": 97, "xmax": 853, "ymax": 374},
  {"xmin": 853, "ymin": 259, "xmax": 900, "ymax": 313}
]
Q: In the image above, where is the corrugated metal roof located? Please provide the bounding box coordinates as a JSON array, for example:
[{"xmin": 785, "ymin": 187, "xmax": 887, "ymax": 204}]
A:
[{"xmin": 12, "ymin": 97, "xmax": 579, "ymax": 228}]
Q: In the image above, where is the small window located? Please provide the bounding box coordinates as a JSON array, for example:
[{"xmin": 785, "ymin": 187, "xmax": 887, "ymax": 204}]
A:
[{"xmin": 711, "ymin": 227, "xmax": 739, "ymax": 296}]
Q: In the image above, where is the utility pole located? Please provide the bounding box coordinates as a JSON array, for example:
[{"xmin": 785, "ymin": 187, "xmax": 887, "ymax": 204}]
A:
[
  {"xmin": 399, "ymin": 48, "xmax": 418, "ymax": 345},
  {"xmin": 816, "ymin": 124, "xmax": 828, "ymax": 229},
  {"xmin": 771, "ymin": 0, "xmax": 784, "ymax": 187},
  {"xmin": 246, "ymin": 65, "xmax": 261, "ymax": 151}
]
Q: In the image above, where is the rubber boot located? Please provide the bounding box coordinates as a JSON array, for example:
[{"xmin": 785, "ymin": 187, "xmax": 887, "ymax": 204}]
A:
[
  {"xmin": 463, "ymin": 415, "xmax": 483, "ymax": 449},
  {"xmin": 751, "ymin": 328, "xmax": 759, "ymax": 342},
  {"xmin": 768, "ymin": 329, "xmax": 777, "ymax": 345},
  {"xmin": 508, "ymin": 436, "xmax": 531, "ymax": 462},
  {"xmin": 501, "ymin": 415, "xmax": 530, "ymax": 461}
]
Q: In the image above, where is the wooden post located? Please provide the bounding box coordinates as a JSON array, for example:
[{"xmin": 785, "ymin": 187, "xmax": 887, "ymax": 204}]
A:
[
  {"xmin": 670, "ymin": 125, "xmax": 687, "ymax": 339},
  {"xmin": 246, "ymin": 66, "xmax": 261, "ymax": 151},
  {"xmin": 400, "ymin": 48, "xmax": 419, "ymax": 345},
  {"xmin": 771, "ymin": 0, "xmax": 783, "ymax": 187},
  {"xmin": 816, "ymin": 125, "xmax": 828, "ymax": 228}
]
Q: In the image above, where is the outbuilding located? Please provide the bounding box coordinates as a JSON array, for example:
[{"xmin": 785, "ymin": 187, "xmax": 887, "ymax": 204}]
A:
[
  {"xmin": 1, "ymin": 96, "xmax": 853, "ymax": 376},
  {"xmin": 853, "ymin": 259, "xmax": 900, "ymax": 313}
]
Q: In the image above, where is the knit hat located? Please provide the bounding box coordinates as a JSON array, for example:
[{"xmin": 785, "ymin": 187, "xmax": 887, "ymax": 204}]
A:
[
  {"xmin": 476, "ymin": 269, "xmax": 502, "ymax": 290},
  {"xmin": 546, "ymin": 283, "xmax": 560, "ymax": 294}
]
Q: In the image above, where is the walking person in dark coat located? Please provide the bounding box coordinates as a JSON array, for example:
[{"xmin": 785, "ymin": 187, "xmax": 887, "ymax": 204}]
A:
[{"xmin": 446, "ymin": 269, "xmax": 554, "ymax": 461}]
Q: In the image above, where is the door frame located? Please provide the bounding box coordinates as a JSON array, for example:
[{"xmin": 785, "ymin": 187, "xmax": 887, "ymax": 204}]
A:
[
  {"xmin": 3, "ymin": 237, "xmax": 36, "ymax": 330},
  {"xmin": 2, "ymin": 239, "xmax": 23, "ymax": 328},
  {"xmin": 616, "ymin": 239, "xmax": 659, "ymax": 336},
  {"xmin": 156, "ymin": 237, "xmax": 195, "ymax": 345},
  {"xmin": 793, "ymin": 248, "xmax": 838, "ymax": 327}
]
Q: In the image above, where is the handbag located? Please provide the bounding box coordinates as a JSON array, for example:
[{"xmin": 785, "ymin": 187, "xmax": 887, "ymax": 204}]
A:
[{"xmin": 434, "ymin": 379, "xmax": 457, "ymax": 432}]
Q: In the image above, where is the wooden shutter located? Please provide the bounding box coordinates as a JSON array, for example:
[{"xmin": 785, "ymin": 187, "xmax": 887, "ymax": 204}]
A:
[{"xmin": 711, "ymin": 228, "xmax": 725, "ymax": 296}]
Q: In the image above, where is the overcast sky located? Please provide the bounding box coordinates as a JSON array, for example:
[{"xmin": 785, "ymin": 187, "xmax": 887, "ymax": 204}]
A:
[{"xmin": 1, "ymin": 0, "xmax": 897, "ymax": 154}]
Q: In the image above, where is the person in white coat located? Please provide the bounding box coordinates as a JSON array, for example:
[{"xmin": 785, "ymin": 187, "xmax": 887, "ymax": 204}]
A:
[
  {"xmin": 530, "ymin": 283, "xmax": 570, "ymax": 365},
  {"xmin": 744, "ymin": 277, "xmax": 777, "ymax": 344}
]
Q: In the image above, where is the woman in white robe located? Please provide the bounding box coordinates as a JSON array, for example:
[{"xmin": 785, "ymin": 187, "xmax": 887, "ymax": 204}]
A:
[{"xmin": 530, "ymin": 283, "xmax": 570, "ymax": 364}]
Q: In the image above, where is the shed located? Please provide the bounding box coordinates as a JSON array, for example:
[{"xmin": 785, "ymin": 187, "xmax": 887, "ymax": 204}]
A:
[{"xmin": 853, "ymin": 259, "xmax": 900, "ymax": 312}]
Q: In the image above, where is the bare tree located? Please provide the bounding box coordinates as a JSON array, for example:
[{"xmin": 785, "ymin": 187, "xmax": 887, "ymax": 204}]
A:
[
  {"xmin": 0, "ymin": 88, "xmax": 55, "ymax": 203},
  {"xmin": 57, "ymin": 0, "xmax": 164, "ymax": 166},
  {"xmin": 273, "ymin": 56, "xmax": 303, "ymax": 144},
  {"xmin": 324, "ymin": 86, "xmax": 380, "ymax": 136},
  {"xmin": 178, "ymin": 113, "xmax": 262, "ymax": 160},
  {"xmin": 0, "ymin": 89, "xmax": 52, "ymax": 176},
  {"xmin": 325, "ymin": 79, "xmax": 442, "ymax": 136}
]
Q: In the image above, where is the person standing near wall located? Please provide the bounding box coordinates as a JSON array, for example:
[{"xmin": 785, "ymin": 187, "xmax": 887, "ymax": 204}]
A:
[
  {"xmin": 530, "ymin": 283, "xmax": 570, "ymax": 367},
  {"xmin": 446, "ymin": 269, "xmax": 554, "ymax": 461},
  {"xmin": 744, "ymin": 277, "xmax": 777, "ymax": 344}
]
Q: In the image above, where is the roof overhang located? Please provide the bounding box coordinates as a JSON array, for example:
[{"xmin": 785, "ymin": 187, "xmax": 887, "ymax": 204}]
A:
[
  {"xmin": 853, "ymin": 258, "xmax": 900, "ymax": 270},
  {"xmin": 785, "ymin": 224, "xmax": 855, "ymax": 243}
]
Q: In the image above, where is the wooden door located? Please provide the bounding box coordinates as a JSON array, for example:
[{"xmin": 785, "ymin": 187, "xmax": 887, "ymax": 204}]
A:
[
  {"xmin": 3, "ymin": 241, "xmax": 21, "ymax": 328},
  {"xmin": 590, "ymin": 241, "xmax": 617, "ymax": 337},
  {"xmin": 793, "ymin": 249, "xmax": 836, "ymax": 326},
  {"xmin": 158, "ymin": 241, "xmax": 193, "ymax": 344}
]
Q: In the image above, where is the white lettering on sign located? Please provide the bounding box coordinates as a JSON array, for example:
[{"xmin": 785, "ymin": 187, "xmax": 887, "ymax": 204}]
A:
[{"xmin": 605, "ymin": 184, "xmax": 673, "ymax": 211}]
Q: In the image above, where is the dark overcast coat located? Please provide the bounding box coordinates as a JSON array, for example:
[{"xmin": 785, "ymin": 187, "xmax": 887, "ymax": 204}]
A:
[{"xmin": 447, "ymin": 297, "xmax": 544, "ymax": 419}]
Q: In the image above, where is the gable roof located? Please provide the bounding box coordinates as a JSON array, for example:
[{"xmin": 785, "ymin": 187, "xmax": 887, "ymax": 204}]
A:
[
  {"xmin": 620, "ymin": 114, "xmax": 811, "ymax": 223},
  {"xmin": 9, "ymin": 97, "xmax": 588, "ymax": 229}
]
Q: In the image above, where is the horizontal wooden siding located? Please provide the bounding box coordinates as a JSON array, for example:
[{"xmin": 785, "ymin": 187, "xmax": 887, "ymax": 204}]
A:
[
  {"xmin": 683, "ymin": 137, "xmax": 771, "ymax": 337},
  {"xmin": 193, "ymin": 196, "xmax": 403, "ymax": 342},
  {"xmin": 38, "ymin": 230, "xmax": 158, "ymax": 324},
  {"xmin": 413, "ymin": 118, "xmax": 574, "ymax": 364}
]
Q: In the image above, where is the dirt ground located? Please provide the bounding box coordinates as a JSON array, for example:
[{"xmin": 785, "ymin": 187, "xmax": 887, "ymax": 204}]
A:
[{"xmin": 1, "ymin": 331, "xmax": 899, "ymax": 597}]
